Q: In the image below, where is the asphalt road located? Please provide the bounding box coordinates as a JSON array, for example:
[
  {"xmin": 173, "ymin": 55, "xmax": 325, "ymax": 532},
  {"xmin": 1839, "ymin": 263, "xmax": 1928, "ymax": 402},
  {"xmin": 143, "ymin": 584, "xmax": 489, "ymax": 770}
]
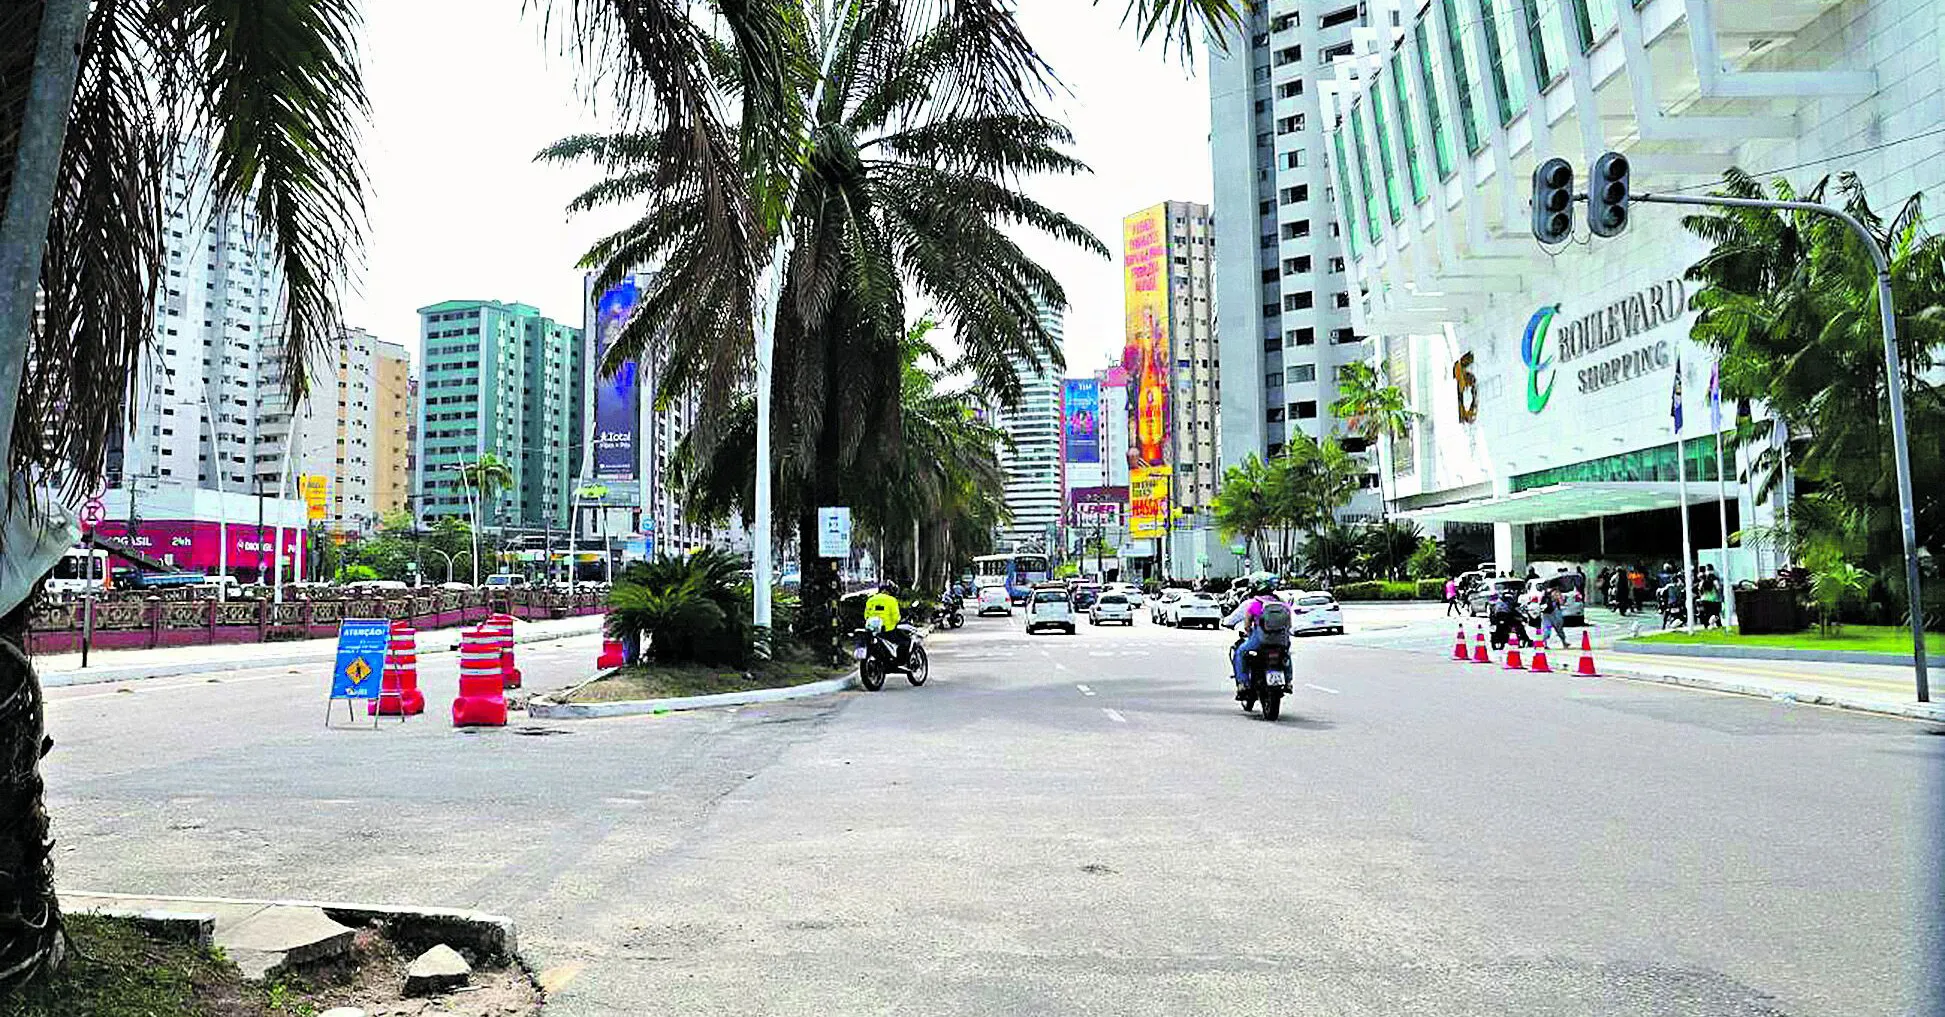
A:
[{"xmin": 38, "ymin": 608, "xmax": 1945, "ymax": 1016}]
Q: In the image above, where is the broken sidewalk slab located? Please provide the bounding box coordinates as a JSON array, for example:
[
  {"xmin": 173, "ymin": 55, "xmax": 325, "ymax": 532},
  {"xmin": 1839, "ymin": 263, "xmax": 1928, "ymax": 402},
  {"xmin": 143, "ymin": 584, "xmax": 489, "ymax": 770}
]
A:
[
  {"xmin": 218, "ymin": 905, "xmax": 358, "ymax": 981},
  {"xmin": 404, "ymin": 943, "xmax": 473, "ymax": 995}
]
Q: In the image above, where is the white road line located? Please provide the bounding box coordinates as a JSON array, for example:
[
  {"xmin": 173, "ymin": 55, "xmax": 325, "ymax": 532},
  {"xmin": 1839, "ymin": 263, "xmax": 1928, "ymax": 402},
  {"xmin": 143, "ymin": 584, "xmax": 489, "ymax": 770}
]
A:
[
  {"xmin": 1075, "ymin": 684, "xmax": 1095, "ymax": 696},
  {"xmin": 1053, "ymin": 662, "xmax": 1069, "ymax": 672},
  {"xmin": 1304, "ymin": 683, "xmax": 1341, "ymax": 695},
  {"xmin": 1102, "ymin": 708, "xmax": 1127, "ymax": 723},
  {"xmin": 50, "ymin": 671, "xmax": 293, "ymax": 704}
]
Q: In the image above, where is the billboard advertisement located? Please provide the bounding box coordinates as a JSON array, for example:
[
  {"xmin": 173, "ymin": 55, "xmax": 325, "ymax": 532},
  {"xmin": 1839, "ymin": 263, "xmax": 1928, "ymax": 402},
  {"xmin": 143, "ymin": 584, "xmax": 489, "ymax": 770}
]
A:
[
  {"xmin": 1128, "ymin": 466, "xmax": 1170, "ymax": 539},
  {"xmin": 591, "ymin": 276, "xmax": 643, "ymax": 481},
  {"xmin": 1069, "ymin": 485, "xmax": 1127, "ymax": 526},
  {"xmin": 90, "ymin": 519, "xmax": 306, "ymax": 573},
  {"xmin": 1063, "ymin": 379, "xmax": 1100, "ymax": 463},
  {"xmin": 1123, "ymin": 205, "xmax": 1172, "ymax": 470}
]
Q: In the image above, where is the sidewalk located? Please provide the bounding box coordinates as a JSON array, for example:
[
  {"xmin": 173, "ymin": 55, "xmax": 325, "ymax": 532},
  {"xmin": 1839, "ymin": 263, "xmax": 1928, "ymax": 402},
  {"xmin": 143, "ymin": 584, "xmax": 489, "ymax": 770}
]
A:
[
  {"xmin": 1601, "ymin": 647, "xmax": 1944, "ymax": 722},
  {"xmin": 36, "ymin": 614, "xmax": 606, "ymax": 688}
]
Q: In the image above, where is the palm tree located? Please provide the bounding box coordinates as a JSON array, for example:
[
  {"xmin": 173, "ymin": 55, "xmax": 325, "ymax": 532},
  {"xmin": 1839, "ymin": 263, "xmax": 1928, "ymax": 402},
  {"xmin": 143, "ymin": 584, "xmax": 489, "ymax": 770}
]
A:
[
  {"xmin": 1213, "ymin": 454, "xmax": 1272, "ymax": 568},
  {"xmin": 0, "ymin": 0, "xmax": 369, "ymax": 987},
  {"xmin": 1330, "ymin": 359, "xmax": 1417, "ymax": 573},
  {"xmin": 542, "ymin": 4, "xmax": 1111, "ymax": 655}
]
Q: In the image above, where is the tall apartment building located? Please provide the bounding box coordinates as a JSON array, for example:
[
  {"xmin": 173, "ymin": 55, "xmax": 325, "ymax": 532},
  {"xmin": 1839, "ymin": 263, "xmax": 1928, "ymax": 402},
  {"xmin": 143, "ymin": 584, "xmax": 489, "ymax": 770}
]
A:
[
  {"xmin": 992, "ymin": 302, "xmax": 1066, "ymax": 551},
  {"xmin": 373, "ymin": 340, "xmax": 413, "ymax": 521},
  {"xmin": 268, "ymin": 326, "xmax": 381, "ymax": 535},
  {"xmin": 1209, "ymin": 1, "xmax": 1382, "ymax": 519},
  {"xmin": 414, "ymin": 300, "xmax": 585, "ymax": 532}
]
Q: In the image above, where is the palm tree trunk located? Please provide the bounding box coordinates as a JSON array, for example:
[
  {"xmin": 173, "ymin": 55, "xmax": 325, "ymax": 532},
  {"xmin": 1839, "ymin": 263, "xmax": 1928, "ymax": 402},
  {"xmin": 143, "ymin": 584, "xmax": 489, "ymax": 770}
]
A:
[{"xmin": 0, "ymin": 589, "xmax": 64, "ymax": 989}]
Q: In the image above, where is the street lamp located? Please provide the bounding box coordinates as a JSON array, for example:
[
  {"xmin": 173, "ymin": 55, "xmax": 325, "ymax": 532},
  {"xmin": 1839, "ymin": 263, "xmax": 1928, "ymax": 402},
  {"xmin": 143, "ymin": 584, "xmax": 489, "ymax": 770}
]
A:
[{"xmin": 443, "ymin": 462, "xmax": 482, "ymax": 586}]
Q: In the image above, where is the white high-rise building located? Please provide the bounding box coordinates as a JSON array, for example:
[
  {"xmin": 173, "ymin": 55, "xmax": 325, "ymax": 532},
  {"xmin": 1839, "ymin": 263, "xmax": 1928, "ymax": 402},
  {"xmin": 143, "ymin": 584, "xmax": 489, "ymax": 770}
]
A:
[
  {"xmin": 993, "ymin": 302, "xmax": 1066, "ymax": 551},
  {"xmin": 1208, "ymin": 2, "xmax": 1383, "ymax": 520}
]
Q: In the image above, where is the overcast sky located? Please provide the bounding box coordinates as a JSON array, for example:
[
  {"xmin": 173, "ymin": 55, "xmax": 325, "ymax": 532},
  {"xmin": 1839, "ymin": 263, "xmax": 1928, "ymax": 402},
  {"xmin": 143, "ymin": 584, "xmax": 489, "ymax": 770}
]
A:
[{"xmin": 347, "ymin": 2, "xmax": 1213, "ymax": 382}]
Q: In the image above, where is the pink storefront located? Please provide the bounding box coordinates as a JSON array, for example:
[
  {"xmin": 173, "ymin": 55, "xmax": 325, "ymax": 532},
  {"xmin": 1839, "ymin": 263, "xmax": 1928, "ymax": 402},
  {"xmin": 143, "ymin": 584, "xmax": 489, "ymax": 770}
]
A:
[{"xmin": 90, "ymin": 519, "xmax": 308, "ymax": 577}]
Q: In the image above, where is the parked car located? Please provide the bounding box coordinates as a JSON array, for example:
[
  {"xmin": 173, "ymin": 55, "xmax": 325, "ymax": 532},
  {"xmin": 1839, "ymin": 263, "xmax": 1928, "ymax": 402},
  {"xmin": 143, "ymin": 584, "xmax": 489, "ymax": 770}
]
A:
[
  {"xmin": 483, "ymin": 573, "xmax": 529, "ymax": 589},
  {"xmin": 1466, "ymin": 577, "xmax": 1527, "ymax": 617},
  {"xmin": 1169, "ymin": 591, "xmax": 1223, "ymax": 629},
  {"xmin": 1089, "ymin": 592, "xmax": 1135, "ymax": 626},
  {"xmin": 1287, "ymin": 591, "xmax": 1344, "ymax": 635},
  {"xmin": 975, "ymin": 584, "xmax": 1013, "ymax": 616},
  {"xmin": 1150, "ymin": 588, "xmax": 1184, "ymax": 624},
  {"xmin": 1025, "ymin": 585, "xmax": 1076, "ymax": 635},
  {"xmin": 1520, "ymin": 575, "xmax": 1587, "ymax": 625}
]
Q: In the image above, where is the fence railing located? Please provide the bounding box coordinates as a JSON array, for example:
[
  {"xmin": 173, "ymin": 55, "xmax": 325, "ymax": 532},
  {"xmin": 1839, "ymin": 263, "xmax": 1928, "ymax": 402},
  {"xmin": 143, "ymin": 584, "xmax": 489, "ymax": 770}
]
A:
[{"xmin": 27, "ymin": 589, "xmax": 608, "ymax": 656}]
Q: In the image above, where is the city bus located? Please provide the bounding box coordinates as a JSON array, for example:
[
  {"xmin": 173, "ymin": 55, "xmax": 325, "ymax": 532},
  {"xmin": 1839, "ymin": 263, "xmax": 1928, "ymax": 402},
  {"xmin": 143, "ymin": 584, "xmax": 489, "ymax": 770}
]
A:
[
  {"xmin": 972, "ymin": 552, "xmax": 1051, "ymax": 603},
  {"xmin": 46, "ymin": 546, "xmax": 110, "ymax": 596}
]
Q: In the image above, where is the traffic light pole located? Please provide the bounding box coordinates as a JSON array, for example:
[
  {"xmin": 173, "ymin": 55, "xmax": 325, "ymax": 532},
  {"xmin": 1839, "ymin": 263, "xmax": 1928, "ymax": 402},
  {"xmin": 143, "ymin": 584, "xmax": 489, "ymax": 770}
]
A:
[{"xmin": 1627, "ymin": 190, "xmax": 1928, "ymax": 703}]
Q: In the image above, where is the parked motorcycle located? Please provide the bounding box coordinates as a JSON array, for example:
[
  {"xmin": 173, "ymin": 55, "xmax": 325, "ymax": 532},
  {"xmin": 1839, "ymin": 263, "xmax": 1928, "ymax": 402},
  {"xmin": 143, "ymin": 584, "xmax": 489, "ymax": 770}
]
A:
[
  {"xmin": 937, "ymin": 593, "xmax": 965, "ymax": 629},
  {"xmin": 1235, "ymin": 638, "xmax": 1294, "ymax": 721},
  {"xmin": 853, "ymin": 618, "xmax": 930, "ymax": 691}
]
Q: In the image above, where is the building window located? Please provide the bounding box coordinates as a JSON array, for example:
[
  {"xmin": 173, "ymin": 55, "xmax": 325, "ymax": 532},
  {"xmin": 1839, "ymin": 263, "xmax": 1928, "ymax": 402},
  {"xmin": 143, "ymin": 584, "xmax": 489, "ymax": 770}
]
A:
[
  {"xmin": 1321, "ymin": 5, "xmax": 1360, "ymax": 28},
  {"xmin": 1414, "ymin": 20, "xmax": 1457, "ymax": 178},
  {"xmin": 1261, "ymin": 268, "xmax": 1280, "ymax": 283},
  {"xmin": 1477, "ymin": 0, "xmax": 1529, "ymax": 124},
  {"xmin": 1522, "ymin": 0, "xmax": 1569, "ymax": 86},
  {"xmin": 1369, "ymin": 93, "xmax": 1404, "ymax": 223},
  {"xmin": 1283, "ymin": 291, "xmax": 1315, "ymax": 311},
  {"xmin": 1274, "ymin": 45, "xmax": 1302, "ymax": 66},
  {"xmin": 1272, "ymin": 12, "xmax": 1297, "ymax": 30},
  {"xmin": 1391, "ymin": 57, "xmax": 1428, "ymax": 203},
  {"xmin": 1266, "ymin": 407, "xmax": 1286, "ymax": 422},
  {"xmin": 1282, "ymin": 255, "xmax": 1312, "ymax": 273},
  {"xmin": 1349, "ymin": 107, "xmax": 1382, "ymax": 244},
  {"xmin": 1257, "ymin": 131, "xmax": 1272, "ymax": 148},
  {"xmin": 1276, "ymin": 113, "xmax": 1304, "ymax": 135},
  {"xmin": 1286, "ymin": 364, "xmax": 1316, "ymax": 384},
  {"xmin": 1260, "ymin": 232, "xmax": 1277, "ymax": 248},
  {"xmin": 1333, "ymin": 131, "xmax": 1361, "ymax": 259},
  {"xmin": 1292, "ymin": 400, "xmax": 1319, "ymax": 419},
  {"xmin": 1283, "ymin": 150, "xmax": 1306, "ymax": 169},
  {"xmin": 1277, "ymin": 80, "xmax": 1304, "ymax": 99},
  {"xmin": 1279, "ymin": 220, "xmax": 1311, "ymax": 240},
  {"xmin": 1440, "ymin": 0, "xmax": 1486, "ymax": 153},
  {"xmin": 1288, "ymin": 327, "xmax": 1316, "ymax": 346},
  {"xmin": 1265, "ymin": 371, "xmax": 1283, "ymax": 388},
  {"xmin": 1568, "ymin": 0, "xmax": 1619, "ymax": 51},
  {"xmin": 1322, "ymin": 41, "xmax": 1354, "ymax": 62},
  {"xmin": 1280, "ymin": 184, "xmax": 1310, "ymax": 204}
]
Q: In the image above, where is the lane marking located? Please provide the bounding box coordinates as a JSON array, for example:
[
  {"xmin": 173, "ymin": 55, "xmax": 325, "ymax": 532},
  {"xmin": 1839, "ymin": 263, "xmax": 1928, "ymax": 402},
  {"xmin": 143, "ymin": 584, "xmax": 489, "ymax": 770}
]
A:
[
  {"xmin": 50, "ymin": 671, "xmax": 294, "ymax": 704},
  {"xmin": 1053, "ymin": 662, "xmax": 1069, "ymax": 671},
  {"xmin": 1304, "ymin": 683, "xmax": 1341, "ymax": 695},
  {"xmin": 1076, "ymin": 684, "xmax": 1095, "ymax": 696},
  {"xmin": 1102, "ymin": 708, "xmax": 1127, "ymax": 723}
]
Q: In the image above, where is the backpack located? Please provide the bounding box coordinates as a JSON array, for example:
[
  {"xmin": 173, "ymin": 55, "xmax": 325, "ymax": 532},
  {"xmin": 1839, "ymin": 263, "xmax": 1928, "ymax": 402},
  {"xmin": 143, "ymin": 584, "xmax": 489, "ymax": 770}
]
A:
[{"xmin": 1257, "ymin": 598, "xmax": 1293, "ymax": 643}]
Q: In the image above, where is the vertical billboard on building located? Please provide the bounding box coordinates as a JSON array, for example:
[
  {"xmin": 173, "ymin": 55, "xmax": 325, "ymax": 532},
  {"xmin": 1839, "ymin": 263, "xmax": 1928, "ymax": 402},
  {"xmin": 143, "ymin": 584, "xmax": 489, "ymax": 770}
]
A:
[
  {"xmin": 591, "ymin": 277, "xmax": 642, "ymax": 481},
  {"xmin": 1128, "ymin": 466, "xmax": 1170, "ymax": 539},
  {"xmin": 1063, "ymin": 379, "xmax": 1100, "ymax": 463},
  {"xmin": 1123, "ymin": 205, "xmax": 1171, "ymax": 471}
]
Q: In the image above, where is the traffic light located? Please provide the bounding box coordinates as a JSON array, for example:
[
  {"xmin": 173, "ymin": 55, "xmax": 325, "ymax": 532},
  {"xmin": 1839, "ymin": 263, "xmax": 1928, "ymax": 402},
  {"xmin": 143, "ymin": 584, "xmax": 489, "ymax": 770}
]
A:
[
  {"xmin": 1531, "ymin": 157, "xmax": 1575, "ymax": 245},
  {"xmin": 1588, "ymin": 151, "xmax": 1631, "ymax": 237}
]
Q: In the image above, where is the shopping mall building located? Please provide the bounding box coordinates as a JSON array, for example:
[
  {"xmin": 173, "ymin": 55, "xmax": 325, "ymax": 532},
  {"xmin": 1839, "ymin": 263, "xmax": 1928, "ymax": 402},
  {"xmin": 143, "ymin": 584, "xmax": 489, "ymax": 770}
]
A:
[{"xmin": 1314, "ymin": 0, "xmax": 1943, "ymax": 575}]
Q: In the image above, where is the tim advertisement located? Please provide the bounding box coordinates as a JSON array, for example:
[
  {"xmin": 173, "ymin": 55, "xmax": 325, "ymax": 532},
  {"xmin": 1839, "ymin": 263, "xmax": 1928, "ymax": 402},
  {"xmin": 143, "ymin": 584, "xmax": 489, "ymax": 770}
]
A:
[
  {"xmin": 1063, "ymin": 379, "xmax": 1100, "ymax": 464},
  {"xmin": 592, "ymin": 277, "xmax": 642, "ymax": 481}
]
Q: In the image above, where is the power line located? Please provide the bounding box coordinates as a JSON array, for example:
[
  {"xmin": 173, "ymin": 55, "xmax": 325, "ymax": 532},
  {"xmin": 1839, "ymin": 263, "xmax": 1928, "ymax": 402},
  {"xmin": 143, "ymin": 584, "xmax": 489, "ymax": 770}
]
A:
[{"xmin": 1659, "ymin": 124, "xmax": 1945, "ymax": 194}]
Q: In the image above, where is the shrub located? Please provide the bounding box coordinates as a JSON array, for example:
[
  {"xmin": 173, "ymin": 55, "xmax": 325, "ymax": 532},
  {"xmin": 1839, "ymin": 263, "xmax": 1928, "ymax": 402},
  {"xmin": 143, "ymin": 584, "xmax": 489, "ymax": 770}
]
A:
[
  {"xmin": 606, "ymin": 549, "xmax": 752, "ymax": 665},
  {"xmin": 1332, "ymin": 580, "xmax": 1427, "ymax": 601},
  {"xmin": 1407, "ymin": 539, "xmax": 1449, "ymax": 580}
]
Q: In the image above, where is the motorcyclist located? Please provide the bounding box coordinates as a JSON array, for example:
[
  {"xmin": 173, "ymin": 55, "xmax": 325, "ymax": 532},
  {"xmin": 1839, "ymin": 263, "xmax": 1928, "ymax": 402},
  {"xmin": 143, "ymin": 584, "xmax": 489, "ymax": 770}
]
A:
[
  {"xmin": 1489, "ymin": 584, "xmax": 1531, "ymax": 650},
  {"xmin": 864, "ymin": 581, "xmax": 909, "ymax": 664},
  {"xmin": 1222, "ymin": 581, "xmax": 1288, "ymax": 700}
]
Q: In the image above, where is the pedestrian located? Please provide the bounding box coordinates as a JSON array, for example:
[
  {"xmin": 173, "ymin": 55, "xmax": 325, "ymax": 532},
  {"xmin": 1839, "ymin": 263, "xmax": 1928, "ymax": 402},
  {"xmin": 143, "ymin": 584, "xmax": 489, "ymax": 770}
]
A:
[
  {"xmin": 1698, "ymin": 565, "xmax": 1724, "ymax": 628},
  {"xmin": 1538, "ymin": 586, "xmax": 1570, "ymax": 648},
  {"xmin": 1444, "ymin": 575, "xmax": 1461, "ymax": 616},
  {"xmin": 1594, "ymin": 566, "xmax": 1611, "ymax": 608},
  {"xmin": 1613, "ymin": 569, "xmax": 1632, "ymax": 616}
]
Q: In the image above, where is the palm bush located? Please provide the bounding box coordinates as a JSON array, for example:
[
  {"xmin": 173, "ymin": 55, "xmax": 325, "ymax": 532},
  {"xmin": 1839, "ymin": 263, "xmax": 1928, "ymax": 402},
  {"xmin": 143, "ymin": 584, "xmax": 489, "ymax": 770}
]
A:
[{"xmin": 607, "ymin": 550, "xmax": 752, "ymax": 665}]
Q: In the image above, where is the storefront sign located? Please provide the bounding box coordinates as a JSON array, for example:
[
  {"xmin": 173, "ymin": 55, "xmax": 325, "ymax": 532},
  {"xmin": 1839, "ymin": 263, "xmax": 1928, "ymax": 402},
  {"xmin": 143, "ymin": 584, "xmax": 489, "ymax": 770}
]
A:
[{"xmin": 1524, "ymin": 278, "xmax": 1685, "ymax": 413}]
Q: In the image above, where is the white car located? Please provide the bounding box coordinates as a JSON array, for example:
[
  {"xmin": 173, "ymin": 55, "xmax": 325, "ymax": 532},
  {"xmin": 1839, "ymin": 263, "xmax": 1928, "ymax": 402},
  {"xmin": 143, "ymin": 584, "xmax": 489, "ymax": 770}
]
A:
[
  {"xmin": 975, "ymin": 585, "xmax": 1013, "ymax": 616},
  {"xmin": 1025, "ymin": 586, "xmax": 1076, "ymax": 634},
  {"xmin": 1089, "ymin": 592, "xmax": 1135, "ymax": 626},
  {"xmin": 1287, "ymin": 591, "xmax": 1345, "ymax": 635},
  {"xmin": 1107, "ymin": 582, "xmax": 1145, "ymax": 607},
  {"xmin": 1150, "ymin": 589, "xmax": 1184, "ymax": 624},
  {"xmin": 1169, "ymin": 591, "xmax": 1223, "ymax": 629}
]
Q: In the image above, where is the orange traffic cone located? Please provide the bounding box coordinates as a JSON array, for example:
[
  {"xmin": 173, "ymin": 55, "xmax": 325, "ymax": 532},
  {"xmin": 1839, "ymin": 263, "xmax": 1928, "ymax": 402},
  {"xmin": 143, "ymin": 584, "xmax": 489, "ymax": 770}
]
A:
[
  {"xmin": 1575, "ymin": 631, "xmax": 1600, "ymax": 677},
  {"xmin": 1503, "ymin": 637, "xmax": 1525, "ymax": 670},
  {"xmin": 1529, "ymin": 643, "xmax": 1552, "ymax": 673},
  {"xmin": 1471, "ymin": 628, "xmax": 1490, "ymax": 664},
  {"xmin": 1451, "ymin": 625, "xmax": 1469, "ymax": 661}
]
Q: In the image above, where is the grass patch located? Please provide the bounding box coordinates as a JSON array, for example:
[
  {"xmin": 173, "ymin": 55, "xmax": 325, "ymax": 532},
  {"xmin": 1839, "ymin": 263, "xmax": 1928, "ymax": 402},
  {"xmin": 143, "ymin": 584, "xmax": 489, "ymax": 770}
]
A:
[
  {"xmin": 4, "ymin": 914, "xmax": 267, "ymax": 1017},
  {"xmin": 1627, "ymin": 624, "xmax": 1933, "ymax": 656},
  {"xmin": 568, "ymin": 659, "xmax": 848, "ymax": 702}
]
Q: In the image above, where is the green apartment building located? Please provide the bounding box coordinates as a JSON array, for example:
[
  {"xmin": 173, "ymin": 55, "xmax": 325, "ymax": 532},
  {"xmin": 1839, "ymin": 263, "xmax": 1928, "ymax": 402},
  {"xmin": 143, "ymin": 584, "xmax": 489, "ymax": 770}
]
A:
[{"xmin": 414, "ymin": 299, "xmax": 585, "ymax": 532}]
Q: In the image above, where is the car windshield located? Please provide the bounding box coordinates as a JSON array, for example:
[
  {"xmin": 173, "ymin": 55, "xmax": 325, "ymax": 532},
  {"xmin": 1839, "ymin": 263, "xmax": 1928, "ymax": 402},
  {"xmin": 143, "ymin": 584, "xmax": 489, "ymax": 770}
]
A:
[
  {"xmin": 1032, "ymin": 591, "xmax": 1065, "ymax": 604},
  {"xmin": 1184, "ymin": 593, "xmax": 1212, "ymax": 602},
  {"xmin": 1297, "ymin": 595, "xmax": 1334, "ymax": 607},
  {"xmin": 1099, "ymin": 595, "xmax": 1126, "ymax": 605}
]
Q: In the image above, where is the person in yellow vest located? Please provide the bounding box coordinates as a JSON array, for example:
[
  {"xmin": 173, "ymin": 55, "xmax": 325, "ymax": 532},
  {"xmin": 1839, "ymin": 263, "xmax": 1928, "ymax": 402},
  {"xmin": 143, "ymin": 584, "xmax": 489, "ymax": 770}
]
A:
[{"xmin": 863, "ymin": 581, "xmax": 908, "ymax": 663}]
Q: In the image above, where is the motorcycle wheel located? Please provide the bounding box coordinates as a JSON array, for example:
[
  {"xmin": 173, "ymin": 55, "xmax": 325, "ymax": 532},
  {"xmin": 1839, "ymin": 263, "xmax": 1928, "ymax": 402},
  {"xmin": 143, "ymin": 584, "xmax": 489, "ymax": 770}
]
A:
[
  {"xmin": 1240, "ymin": 692, "xmax": 1256, "ymax": 713},
  {"xmin": 906, "ymin": 645, "xmax": 929, "ymax": 686},
  {"xmin": 860, "ymin": 657, "xmax": 885, "ymax": 691},
  {"xmin": 1260, "ymin": 689, "xmax": 1282, "ymax": 721}
]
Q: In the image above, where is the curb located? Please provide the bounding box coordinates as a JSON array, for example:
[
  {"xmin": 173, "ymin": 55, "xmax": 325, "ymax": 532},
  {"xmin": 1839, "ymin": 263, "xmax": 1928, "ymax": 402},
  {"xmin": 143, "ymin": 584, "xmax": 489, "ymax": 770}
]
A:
[
  {"xmin": 1611, "ymin": 639, "xmax": 1925, "ymax": 666},
  {"xmin": 39, "ymin": 623, "xmax": 604, "ymax": 689},
  {"xmin": 1599, "ymin": 663, "xmax": 1945, "ymax": 724},
  {"xmin": 527, "ymin": 668, "xmax": 861, "ymax": 719},
  {"xmin": 64, "ymin": 891, "xmax": 518, "ymax": 963}
]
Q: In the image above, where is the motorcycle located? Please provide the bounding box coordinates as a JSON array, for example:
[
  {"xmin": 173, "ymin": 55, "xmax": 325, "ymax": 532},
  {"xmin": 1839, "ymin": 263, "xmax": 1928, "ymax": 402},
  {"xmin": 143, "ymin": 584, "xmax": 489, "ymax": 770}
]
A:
[
  {"xmin": 1233, "ymin": 635, "xmax": 1294, "ymax": 721},
  {"xmin": 937, "ymin": 593, "xmax": 965, "ymax": 630},
  {"xmin": 853, "ymin": 617, "xmax": 929, "ymax": 691}
]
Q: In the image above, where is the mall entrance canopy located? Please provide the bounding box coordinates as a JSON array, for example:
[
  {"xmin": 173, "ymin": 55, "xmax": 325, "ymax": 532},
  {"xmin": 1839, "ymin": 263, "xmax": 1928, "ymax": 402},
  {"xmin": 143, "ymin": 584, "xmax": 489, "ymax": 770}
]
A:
[{"xmin": 1395, "ymin": 482, "xmax": 1721, "ymax": 527}]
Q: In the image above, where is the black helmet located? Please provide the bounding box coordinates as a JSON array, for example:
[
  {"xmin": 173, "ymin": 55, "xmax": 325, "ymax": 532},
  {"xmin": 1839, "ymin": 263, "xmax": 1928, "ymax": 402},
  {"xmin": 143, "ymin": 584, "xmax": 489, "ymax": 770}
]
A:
[{"xmin": 880, "ymin": 580, "xmax": 901, "ymax": 597}]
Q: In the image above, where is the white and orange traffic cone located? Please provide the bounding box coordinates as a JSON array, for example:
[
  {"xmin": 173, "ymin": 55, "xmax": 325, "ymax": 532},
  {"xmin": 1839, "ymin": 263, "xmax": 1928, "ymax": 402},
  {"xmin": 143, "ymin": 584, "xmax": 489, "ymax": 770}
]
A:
[
  {"xmin": 1451, "ymin": 625, "xmax": 1469, "ymax": 661},
  {"xmin": 1503, "ymin": 637, "xmax": 1525, "ymax": 670},
  {"xmin": 1471, "ymin": 628, "xmax": 1491, "ymax": 664},
  {"xmin": 1575, "ymin": 631, "xmax": 1600, "ymax": 677},
  {"xmin": 1529, "ymin": 642, "xmax": 1552, "ymax": 673}
]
